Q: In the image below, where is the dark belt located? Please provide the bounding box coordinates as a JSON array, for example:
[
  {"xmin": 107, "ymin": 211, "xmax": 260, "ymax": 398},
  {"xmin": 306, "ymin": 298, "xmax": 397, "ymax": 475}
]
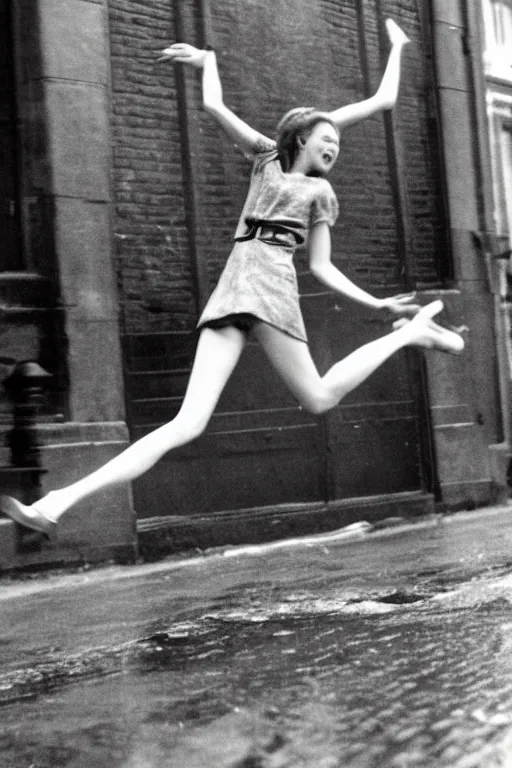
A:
[{"xmin": 236, "ymin": 223, "xmax": 299, "ymax": 247}]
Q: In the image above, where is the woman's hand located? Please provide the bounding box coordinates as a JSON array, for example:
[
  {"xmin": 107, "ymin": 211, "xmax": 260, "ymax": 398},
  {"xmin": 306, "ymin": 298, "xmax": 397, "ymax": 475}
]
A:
[
  {"xmin": 385, "ymin": 19, "xmax": 410, "ymax": 48},
  {"xmin": 158, "ymin": 43, "xmax": 208, "ymax": 67},
  {"xmin": 378, "ymin": 293, "xmax": 420, "ymax": 316}
]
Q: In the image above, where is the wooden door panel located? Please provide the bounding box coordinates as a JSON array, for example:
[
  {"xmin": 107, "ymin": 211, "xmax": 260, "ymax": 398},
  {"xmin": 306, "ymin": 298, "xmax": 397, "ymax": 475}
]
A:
[
  {"xmin": 301, "ymin": 290, "xmax": 425, "ymax": 499},
  {"xmin": 125, "ymin": 329, "xmax": 328, "ymax": 519},
  {"xmin": 327, "ymin": 412, "xmax": 422, "ymax": 497},
  {"xmin": 133, "ymin": 419, "xmax": 325, "ymax": 518},
  {"xmin": 120, "ymin": 0, "xmax": 442, "ymax": 523}
]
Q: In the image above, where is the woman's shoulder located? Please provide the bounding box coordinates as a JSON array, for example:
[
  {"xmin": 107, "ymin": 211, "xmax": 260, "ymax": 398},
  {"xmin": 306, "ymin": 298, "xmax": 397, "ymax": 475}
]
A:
[
  {"xmin": 247, "ymin": 139, "xmax": 280, "ymax": 176},
  {"xmin": 290, "ymin": 175, "xmax": 334, "ymax": 201},
  {"xmin": 309, "ymin": 176, "xmax": 337, "ymax": 202},
  {"xmin": 248, "ymin": 139, "xmax": 279, "ymax": 167},
  {"xmin": 253, "ymin": 137, "xmax": 277, "ymax": 155},
  {"xmin": 239, "ymin": 138, "xmax": 277, "ymax": 167},
  {"xmin": 310, "ymin": 178, "xmax": 339, "ymax": 227},
  {"xmin": 317, "ymin": 176, "xmax": 336, "ymax": 192}
]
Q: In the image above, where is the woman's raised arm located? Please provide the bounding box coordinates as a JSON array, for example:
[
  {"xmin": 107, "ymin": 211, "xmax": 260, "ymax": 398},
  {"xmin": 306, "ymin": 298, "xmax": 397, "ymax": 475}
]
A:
[
  {"xmin": 327, "ymin": 19, "xmax": 410, "ymax": 131},
  {"xmin": 159, "ymin": 44, "xmax": 274, "ymax": 156}
]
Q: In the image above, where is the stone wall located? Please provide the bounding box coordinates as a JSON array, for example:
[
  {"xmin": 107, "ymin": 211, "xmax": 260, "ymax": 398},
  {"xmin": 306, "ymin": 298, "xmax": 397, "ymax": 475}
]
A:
[{"xmin": 1, "ymin": 0, "xmax": 136, "ymax": 569}]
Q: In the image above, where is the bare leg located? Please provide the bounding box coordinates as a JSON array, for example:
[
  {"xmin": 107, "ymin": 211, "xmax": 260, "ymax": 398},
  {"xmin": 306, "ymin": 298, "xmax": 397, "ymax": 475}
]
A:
[
  {"xmin": 254, "ymin": 301, "xmax": 463, "ymax": 414},
  {"xmin": 0, "ymin": 302, "xmax": 462, "ymax": 532},
  {"xmin": 3, "ymin": 326, "xmax": 246, "ymax": 526}
]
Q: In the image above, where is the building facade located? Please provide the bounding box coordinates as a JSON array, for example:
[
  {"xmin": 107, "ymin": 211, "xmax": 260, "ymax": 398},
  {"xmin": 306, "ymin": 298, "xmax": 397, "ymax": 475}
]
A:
[
  {"xmin": 482, "ymin": 0, "xmax": 512, "ymax": 456},
  {"xmin": 0, "ymin": 0, "xmax": 509, "ymax": 569}
]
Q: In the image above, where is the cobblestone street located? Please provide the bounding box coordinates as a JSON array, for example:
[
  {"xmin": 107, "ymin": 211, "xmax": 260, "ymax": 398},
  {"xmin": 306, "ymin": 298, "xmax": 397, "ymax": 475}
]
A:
[{"xmin": 3, "ymin": 506, "xmax": 512, "ymax": 767}]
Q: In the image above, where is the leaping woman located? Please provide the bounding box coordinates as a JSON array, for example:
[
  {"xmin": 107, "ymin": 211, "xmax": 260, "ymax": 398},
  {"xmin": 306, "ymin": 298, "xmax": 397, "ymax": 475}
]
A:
[{"xmin": 0, "ymin": 20, "xmax": 464, "ymax": 536}]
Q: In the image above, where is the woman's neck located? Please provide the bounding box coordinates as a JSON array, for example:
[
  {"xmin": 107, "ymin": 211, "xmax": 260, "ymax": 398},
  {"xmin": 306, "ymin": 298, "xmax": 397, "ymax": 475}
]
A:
[
  {"xmin": 288, "ymin": 155, "xmax": 324, "ymax": 178},
  {"xmin": 289, "ymin": 155, "xmax": 309, "ymax": 175}
]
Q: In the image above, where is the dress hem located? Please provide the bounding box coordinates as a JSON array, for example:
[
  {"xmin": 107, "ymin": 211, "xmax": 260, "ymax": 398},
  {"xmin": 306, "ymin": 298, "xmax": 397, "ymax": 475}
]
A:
[{"xmin": 197, "ymin": 313, "xmax": 308, "ymax": 343}]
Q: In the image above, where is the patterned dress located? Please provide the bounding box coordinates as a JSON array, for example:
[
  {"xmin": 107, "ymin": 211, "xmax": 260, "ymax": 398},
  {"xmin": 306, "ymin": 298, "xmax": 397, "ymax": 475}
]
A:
[{"xmin": 197, "ymin": 143, "xmax": 339, "ymax": 342}]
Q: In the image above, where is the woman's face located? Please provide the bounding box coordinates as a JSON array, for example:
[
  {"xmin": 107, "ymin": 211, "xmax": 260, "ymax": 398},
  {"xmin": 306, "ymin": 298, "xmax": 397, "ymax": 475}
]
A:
[{"xmin": 300, "ymin": 121, "xmax": 340, "ymax": 176}]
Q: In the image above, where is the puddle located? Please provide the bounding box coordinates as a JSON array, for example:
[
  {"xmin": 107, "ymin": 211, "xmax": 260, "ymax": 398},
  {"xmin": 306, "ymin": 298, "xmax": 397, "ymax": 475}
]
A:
[
  {"xmin": 4, "ymin": 510, "xmax": 512, "ymax": 767},
  {"xmin": 3, "ymin": 591, "xmax": 512, "ymax": 768}
]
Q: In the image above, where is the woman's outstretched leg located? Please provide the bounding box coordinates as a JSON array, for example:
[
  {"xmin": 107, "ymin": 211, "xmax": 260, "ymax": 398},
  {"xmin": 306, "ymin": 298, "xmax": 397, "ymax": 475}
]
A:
[
  {"xmin": 255, "ymin": 300, "xmax": 464, "ymax": 415},
  {"xmin": 0, "ymin": 326, "xmax": 246, "ymax": 531}
]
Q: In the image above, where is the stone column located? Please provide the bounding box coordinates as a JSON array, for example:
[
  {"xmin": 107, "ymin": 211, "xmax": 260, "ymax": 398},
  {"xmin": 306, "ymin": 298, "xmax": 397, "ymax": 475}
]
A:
[
  {"xmin": 426, "ymin": 0, "xmax": 508, "ymax": 507},
  {"xmin": 30, "ymin": 0, "xmax": 135, "ymax": 562}
]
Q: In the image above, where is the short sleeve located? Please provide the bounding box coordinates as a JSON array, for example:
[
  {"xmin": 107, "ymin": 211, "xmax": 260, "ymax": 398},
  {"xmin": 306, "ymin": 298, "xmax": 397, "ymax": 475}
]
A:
[
  {"xmin": 253, "ymin": 137, "xmax": 277, "ymax": 154},
  {"xmin": 248, "ymin": 144, "xmax": 280, "ymax": 180},
  {"xmin": 310, "ymin": 181, "xmax": 339, "ymax": 228},
  {"xmin": 242, "ymin": 138, "xmax": 277, "ymax": 163}
]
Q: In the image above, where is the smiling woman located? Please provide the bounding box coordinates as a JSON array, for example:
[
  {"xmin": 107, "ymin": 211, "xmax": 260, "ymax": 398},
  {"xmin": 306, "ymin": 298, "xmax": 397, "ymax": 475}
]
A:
[
  {"xmin": 0, "ymin": 18, "xmax": 465, "ymax": 537},
  {"xmin": 273, "ymin": 108, "xmax": 340, "ymax": 173}
]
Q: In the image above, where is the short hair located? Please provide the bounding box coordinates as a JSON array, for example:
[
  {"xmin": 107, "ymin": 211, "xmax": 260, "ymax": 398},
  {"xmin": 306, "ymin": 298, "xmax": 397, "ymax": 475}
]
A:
[{"xmin": 276, "ymin": 107, "xmax": 339, "ymax": 172}]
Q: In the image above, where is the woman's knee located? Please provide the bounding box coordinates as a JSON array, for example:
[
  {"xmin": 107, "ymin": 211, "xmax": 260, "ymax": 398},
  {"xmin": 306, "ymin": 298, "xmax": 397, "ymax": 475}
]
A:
[
  {"xmin": 299, "ymin": 388, "xmax": 337, "ymax": 415},
  {"xmin": 154, "ymin": 411, "xmax": 209, "ymax": 444},
  {"xmin": 166, "ymin": 409, "xmax": 211, "ymax": 442}
]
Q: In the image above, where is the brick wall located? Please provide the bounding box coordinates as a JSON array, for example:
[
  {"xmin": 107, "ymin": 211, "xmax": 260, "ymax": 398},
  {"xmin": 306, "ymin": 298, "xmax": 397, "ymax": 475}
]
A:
[
  {"xmin": 108, "ymin": 0, "xmax": 196, "ymax": 333},
  {"xmin": 108, "ymin": 0, "xmax": 448, "ymax": 336},
  {"xmin": 191, "ymin": 0, "xmax": 448, "ymax": 292},
  {"xmin": 380, "ymin": 0, "xmax": 450, "ymax": 287}
]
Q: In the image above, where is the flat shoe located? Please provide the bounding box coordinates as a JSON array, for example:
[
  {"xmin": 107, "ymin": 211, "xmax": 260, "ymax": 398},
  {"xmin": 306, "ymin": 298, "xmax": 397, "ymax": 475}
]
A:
[
  {"xmin": 0, "ymin": 495, "xmax": 57, "ymax": 537},
  {"xmin": 427, "ymin": 320, "xmax": 465, "ymax": 354},
  {"xmin": 393, "ymin": 318, "xmax": 409, "ymax": 331},
  {"xmin": 393, "ymin": 316, "xmax": 465, "ymax": 355},
  {"xmin": 417, "ymin": 299, "xmax": 444, "ymax": 320}
]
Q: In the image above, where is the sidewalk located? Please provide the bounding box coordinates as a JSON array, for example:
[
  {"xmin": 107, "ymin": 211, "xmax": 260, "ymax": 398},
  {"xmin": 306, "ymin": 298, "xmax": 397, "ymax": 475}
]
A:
[{"xmin": 1, "ymin": 502, "xmax": 510, "ymax": 597}]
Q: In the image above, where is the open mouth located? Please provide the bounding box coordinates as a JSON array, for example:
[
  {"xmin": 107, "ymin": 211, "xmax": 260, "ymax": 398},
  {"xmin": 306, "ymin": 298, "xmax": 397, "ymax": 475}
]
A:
[{"xmin": 322, "ymin": 151, "xmax": 334, "ymax": 164}]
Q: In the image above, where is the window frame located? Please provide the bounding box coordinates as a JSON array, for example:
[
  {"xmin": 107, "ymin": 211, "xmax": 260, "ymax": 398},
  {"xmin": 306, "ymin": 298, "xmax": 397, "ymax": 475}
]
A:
[{"xmin": 482, "ymin": 0, "xmax": 512, "ymax": 82}]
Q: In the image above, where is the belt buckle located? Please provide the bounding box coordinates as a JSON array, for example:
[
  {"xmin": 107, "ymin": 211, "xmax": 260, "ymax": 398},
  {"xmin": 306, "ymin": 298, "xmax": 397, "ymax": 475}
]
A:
[{"xmin": 259, "ymin": 226, "xmax": 289, "ymax": 245}]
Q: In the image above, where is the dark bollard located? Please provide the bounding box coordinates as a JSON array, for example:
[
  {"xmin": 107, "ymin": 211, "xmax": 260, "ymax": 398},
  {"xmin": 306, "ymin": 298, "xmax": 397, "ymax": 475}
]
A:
[
  {"xmin": 3, "ymin": 361, "xmax": 52, "ymax": 491},
  {"xmin": 2, "ymin": 362, "xmax": 52, "ymax": 550}
]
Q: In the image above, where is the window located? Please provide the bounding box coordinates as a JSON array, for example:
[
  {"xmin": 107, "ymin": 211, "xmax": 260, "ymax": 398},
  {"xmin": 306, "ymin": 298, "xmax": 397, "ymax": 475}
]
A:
[
  {"xmin": 483, "ymin": 0, "xmax": 512, "ymax": 81},
  {"xmin": 500, "ymin": 125, "xmax": 512, "ymax": 237}
]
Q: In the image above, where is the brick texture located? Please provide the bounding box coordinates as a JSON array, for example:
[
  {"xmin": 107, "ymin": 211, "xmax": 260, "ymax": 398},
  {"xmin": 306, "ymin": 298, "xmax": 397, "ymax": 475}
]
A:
[
  {"xmin": 108, "ymin": 0, "xmax": 448, "ymax": 335},
  {"xmin": 379, "ymin": 0, "xmax": 450, "ymax": 287},
  {"xmin": 191, "ymin": 0, "xmax": 447, "ymax": 292},
  {"xmin": 108, "ymin": 0, "xmax": 196, "ymax": 333}
]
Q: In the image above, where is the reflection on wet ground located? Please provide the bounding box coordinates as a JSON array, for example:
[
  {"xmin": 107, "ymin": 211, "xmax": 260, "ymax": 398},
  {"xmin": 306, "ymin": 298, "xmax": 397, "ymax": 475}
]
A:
[{"xmin": 2, "ymin": 510, "xmax": 512, "ymax": 766}]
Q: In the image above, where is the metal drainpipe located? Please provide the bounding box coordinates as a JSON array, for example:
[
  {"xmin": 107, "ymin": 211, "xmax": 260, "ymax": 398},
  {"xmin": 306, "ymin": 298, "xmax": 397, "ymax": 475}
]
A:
[
  {"xmin": 172, "ymin": 0, "xmax": 211, "ymax": 314},
  {"xmin": 197, "ymin": 0, "xmax": 214, "ymax": 47}
]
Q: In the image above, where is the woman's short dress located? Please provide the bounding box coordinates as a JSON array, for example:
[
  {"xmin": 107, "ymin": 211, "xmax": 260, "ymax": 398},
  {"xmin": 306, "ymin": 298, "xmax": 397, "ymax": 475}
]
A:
[{"xmin": 197, "ymin": 143, "xmax": 339, "ymax": 342}]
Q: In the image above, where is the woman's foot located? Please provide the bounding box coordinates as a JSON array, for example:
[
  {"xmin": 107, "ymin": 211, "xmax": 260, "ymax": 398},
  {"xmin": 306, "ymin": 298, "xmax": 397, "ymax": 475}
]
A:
[
  {"xmin": 394, "ymin": 301, "xmax": 466, "ymax": 355},
  {"xmin": 385, "ymin": 19, "xmax": 411, "ymax": 46},
  {"xmin": 0, "ymin": 495, "xmax": 58, "ymax": 537}
]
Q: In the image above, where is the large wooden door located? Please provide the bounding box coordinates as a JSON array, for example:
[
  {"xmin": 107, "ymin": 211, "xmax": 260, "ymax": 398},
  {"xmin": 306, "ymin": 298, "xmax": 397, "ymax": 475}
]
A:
[
  {"xmin": 117, "ymin": 0, "xmax": 446, "ymax": 532},
  {"xmin": 123, "ymin": 298, "xmax": 433, "ymax": 524},
  {"xmin": 0, "ymin": 0, "xmax": 22, "ymax": 272}
]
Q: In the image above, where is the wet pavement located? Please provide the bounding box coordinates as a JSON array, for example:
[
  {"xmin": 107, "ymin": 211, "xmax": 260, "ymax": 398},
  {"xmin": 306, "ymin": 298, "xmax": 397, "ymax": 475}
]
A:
[{"xmin": 3, "ymin": 506, "xmax": 512, "ymax": 766}]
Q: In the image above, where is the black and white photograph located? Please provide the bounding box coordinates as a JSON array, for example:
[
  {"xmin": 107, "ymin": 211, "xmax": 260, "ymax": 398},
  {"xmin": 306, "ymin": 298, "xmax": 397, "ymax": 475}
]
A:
[{"xmin": 1, "ymin": 0, "xmax": 512, "ymax": 765}]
